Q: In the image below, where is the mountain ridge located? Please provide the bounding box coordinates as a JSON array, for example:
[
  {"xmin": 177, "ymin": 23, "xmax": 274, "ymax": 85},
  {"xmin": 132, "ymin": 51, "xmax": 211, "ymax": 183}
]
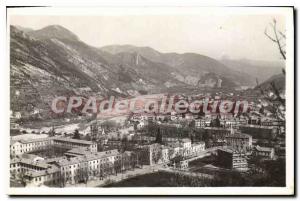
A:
[
  {"xmin": 101, "ymin": 44, "xmax": 256, "ymax": 86},
  {"xmin": 10, "ymin": 25, "xmax": 284, "ymax": 120},
  {"xmin": 28, "ymin": 25, "xmax": 79, "ymax": 41}
]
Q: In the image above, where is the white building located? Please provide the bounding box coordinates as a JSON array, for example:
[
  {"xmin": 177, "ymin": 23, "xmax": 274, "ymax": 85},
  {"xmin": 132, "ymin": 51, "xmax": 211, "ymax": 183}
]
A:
[
  {"xmin": 10, "ymin": 137, "xmax": 97, "ymax": 157},
  {"xmin": 10, "ymin": 149, "xmax": 122, "ymax": 187},
  {"xmin": 252, "ymin": 146, "xmax": 275, "ymax": 159},
  {"xmin": 195, "ymin": 119, "xmax": 206, "ymax": 128},
  {"xmin": 167, "ymin": 138, "xmax": 205, "ymax": 159}
]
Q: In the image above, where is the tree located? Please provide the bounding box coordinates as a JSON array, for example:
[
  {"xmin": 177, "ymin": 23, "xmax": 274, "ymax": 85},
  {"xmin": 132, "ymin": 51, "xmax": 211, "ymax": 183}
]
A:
[
  {"xmin": 73, "ymin": 129, "xmax": 80, "ymax": 139},
  {"xmin": 58, "ymin": 172, "xmax": 66, "ymax": 187},
  {"xmin": 101, "ymin": 120, "xmax": 118, "ymax": 130},
  {"xmin": 155, "ymin": 127, "xmax": 162, "ymax": 144},
  {"xmin": 211, "ymin": 116, "xmax": 221, "ymax": 127},
  {"xmin": 84, "ymin": 134, "xmax": 91, "ymax": 141},
  {"xmin": 121, "ymin": 137, "xmax": 130, "ymax": 152},
  {"xmin": 261, "ymin": 18, "xmax": 286, "ymax": 122},
  {"xmin": 189, "ymin": 120, "xmax": 196, "ymax": 128},
  {"xmin": 48, "ymin": 126, "xmax": 56, "ymax": 137},
  {"xmin": 151, "ymin": 144, "xmax": 162, "ymax": 164},
  {"xmin": 168, "ymin": 148, "xmax": 175, "ymax": 160},
  {"xmin": 17, "ymin": 171, "xmax": 27, "ymax": 187},
  {"xmin": 75, "ymin": 164, "xmax": 89, "ymax": 184}
]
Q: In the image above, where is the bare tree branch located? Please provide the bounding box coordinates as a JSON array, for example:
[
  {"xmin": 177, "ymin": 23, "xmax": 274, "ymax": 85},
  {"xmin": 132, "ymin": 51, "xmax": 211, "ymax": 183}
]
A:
[
  {"xmin": 278, "ymin": 30, "xmax": 286, "ymax": 39},
  {"xmin": 264, "ymin": 18, "xmax": 286, "ymax": 60},
  {"xmin": 264, "ymin": 28, "xmax": 277, "ymax": 42}
]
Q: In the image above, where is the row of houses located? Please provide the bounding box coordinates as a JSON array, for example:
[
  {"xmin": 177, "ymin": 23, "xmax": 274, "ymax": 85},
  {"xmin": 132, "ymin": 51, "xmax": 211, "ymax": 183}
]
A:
[
  {"xmin": 195, "ymin": 118, "xmax": 248, "ymax": 129},
  {"xmin": 10, "ymin": 135, "xmax": 206, "ymax": 187},
  {"xmin": 135, "ymin": 139, "xmax": 205, "ymax": 170}
]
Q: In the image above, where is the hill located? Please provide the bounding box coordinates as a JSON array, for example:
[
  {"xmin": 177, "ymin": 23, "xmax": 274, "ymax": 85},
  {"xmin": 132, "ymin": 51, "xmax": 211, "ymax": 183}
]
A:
[
  {"xmin": 11, "ymin": 25, "xmax": 180, "ymax": 119},
  {"xmin": 255, "ymin": 73, "xmax": 285, "ymax": 92},
  {"xmin": 220, "ymin": 59, "xmax": 284, "ymax": 85}
]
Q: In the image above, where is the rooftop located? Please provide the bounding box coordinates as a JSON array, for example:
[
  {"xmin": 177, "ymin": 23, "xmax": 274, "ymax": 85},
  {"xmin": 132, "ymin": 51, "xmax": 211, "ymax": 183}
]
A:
[
  {"xmin": 218, "ymin": 146, "xmax": 247, "ymax": 154},
  {"xmin": 11, "ymin": 157, "xmax": 50, "ymax": 169},
  {"xmin": 204, "ymin": 127, "xmax": 231, "ymax": 131},
  {"xmin": 10, "ymin": 137, "xmax": 55, "ymax": 145},
  {"xmin": 57, "ymin": 149, "xmax": 120, "ymax": 166},
  {"xmin": 54, "ymin": 137, "xmax": 95, "ymax": 145},
  {"xmin": 254, "ymin": 146, "xmax": 274, "ymax": 152},
  {"xmin": 24, "ymin": 166, "xmax": 60, "ymax": 178},
  {"xmin": 179, "ymin": 138, "xmax": 191, "ymax": 143}
]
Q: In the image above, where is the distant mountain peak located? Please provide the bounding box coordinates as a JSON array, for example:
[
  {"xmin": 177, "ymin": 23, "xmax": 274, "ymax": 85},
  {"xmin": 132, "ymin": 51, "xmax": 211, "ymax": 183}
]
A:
[
  {"xmin": 28, "ymin": 25, "xmax": 79, "ymax": 41},
  {"xmin": 101, "ymin": 44, "xmax": 162, "ymax": 57}
]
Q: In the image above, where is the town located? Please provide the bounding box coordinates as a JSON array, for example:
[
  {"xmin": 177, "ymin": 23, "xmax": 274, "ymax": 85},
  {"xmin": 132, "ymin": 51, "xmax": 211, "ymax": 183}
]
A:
[{"xmin": 10, "ymin": 92, "xmax": 286, "ymax": 187}]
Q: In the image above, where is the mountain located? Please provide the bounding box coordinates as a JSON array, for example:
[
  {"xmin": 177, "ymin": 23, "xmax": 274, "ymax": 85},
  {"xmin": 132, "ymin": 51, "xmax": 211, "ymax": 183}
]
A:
[
  {"xmin": 10, "ymin": 25, "xmax": 187, "ymax": 120},
  {"xmin": 14, "ymin": 25, "xmax": 34, "ymax": 33},
  {"xmin": 101, "ymin": 44, "xmax": 162, "ymax": 62},
  {"xmin": 28, "ymin": 25, "xmax": 79, "ymax": 41},
  {"xmin": 11, "ymin": 25, "xmax": 276, "ymax": 121},
  {"xmin": 11, "ymin": 25, "xmax": 108, "ymax": 119},
  {"xmin": 255, "ymin": 73, "xmax": 285, "ymax": 92},
  {"xmin": 101, "ymin": 45, "xmax": 255, "ymax": 87},
  {"xmin": 220, "ymin": 59, "xmax": 284, "ymax": 84}
]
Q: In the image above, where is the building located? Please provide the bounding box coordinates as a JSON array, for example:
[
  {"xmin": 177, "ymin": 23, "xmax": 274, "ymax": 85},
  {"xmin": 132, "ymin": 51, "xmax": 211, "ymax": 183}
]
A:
[
  {"xmin": 166, "ymin": 139, "xmax": 205, "ymax": 159},
  {"xmin": 239, "ymin": 125, "xmax": 278, "ymax": 140},
  {"xmin": 139, "ymin": 143, "xmax": 164, "ymax": 165},
  {"xmin": 10, "ymin": 137, "xmax": 97, "ymax": 157},
  {"xmin": 10, "ymin": 137, "xmax": 54, "ymax": 156},
  {"xmin": 179, "ymin": 160, "xmax": 189, "ymax": 169},
  {"xmin": 225, "ymin": 133, "xmax": 252, "ymax": 150},
  {"xmin": 57, "ymin": 149, "xmax": 121, "ymax": 185},
  {"xmin": 252, "ymin": 146, "xmax": 275, "ymax": 160},
  {"xmin": 161, "ymin": 146, "xmax": 170, "ymax": 163},
  {"xmin": 185, "ymin": 113, "xmax": 193, "ymax": 120},
  {"xmin": 261, "ymin": 119, "xmax": 285, "ymax": 127},
  {"xmin": 131, "ymin": 114, "xmax": 148, "ymax": 122},
  {"xmin": 217, "ymin": 148, "xmax": 248, "ymax": 171},
  {"xmin": 132, "ymin": 135, "xmax": 156, "ymax": 143},
  {"xmin": 136, "ymin": 140, "xmax": 204, "ymax": 166},
  {"xmin": 171, "ymin": 159, "xmax": 189, "ymax": 170},
  {"xmin": 221, "ymin": 118, "xmax": 248, "ymax": 129},
  {"xmin": 190, "ymin": 142, "xmax": 206, "ymax": 157},
  {"xmin": 195, "ymin": 119, "xmax": 206, "ymax": 128},
  {"xmin": 90, "ymin": 123, "xmax": 101, "ymax": 140},
  {"xmin": 170, "ymin": 111, "xmax": 177, "ymax": 121},
  {"xmin": 136, "ymin": 120, "xmax": 147, "ymax": 130},
  {"xmin": 203, "ymin": 127, "xmax": 231, "ymax": 145},
  {"xmin": 156, "ymin": 114, "xmax": 167, "ymax": 121},
  {"xmin": 53, "ymin": 138, "xmax": 97, "ymax": 152},
  {"xmin": 169, "ymin": 154, "xmax": 189, "ymax": 170},
  {"xmin": 180, "ymin": 138, "xmax": 192, "ymax": 149},
  {"xmin": 10, "ymin": 157, "xmax": 61, "ymax": 187},
  {"xmin": 162, "ymin": 137, "xmax": 179, "ymax": 144},
  {"xmin": 10, "ymin": 148, "xmax": 123, "ymax": 187}
]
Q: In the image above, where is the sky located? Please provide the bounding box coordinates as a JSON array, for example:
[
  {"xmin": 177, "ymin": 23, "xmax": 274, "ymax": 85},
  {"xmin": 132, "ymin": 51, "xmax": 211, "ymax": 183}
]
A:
[{"xmin": 10, "ymin": 14, "xmax": 286, "ymax": 61}]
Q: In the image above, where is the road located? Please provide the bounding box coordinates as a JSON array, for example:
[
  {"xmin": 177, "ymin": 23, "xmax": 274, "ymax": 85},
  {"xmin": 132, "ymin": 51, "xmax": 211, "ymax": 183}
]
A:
[
  {"xmin": 66, "ymin": 165, "xmax": 162, "ymax": 187},
  {"xmin": 66, "ymin": 147, "xmax": 223, "ymax": 187}
]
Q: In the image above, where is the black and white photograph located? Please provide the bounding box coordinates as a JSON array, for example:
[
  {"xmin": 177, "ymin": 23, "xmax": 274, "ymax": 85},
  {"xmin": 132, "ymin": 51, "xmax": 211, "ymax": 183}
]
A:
[{"xmin": 6, "ymin": 6, "xmax": 294, "ymax": 195}]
